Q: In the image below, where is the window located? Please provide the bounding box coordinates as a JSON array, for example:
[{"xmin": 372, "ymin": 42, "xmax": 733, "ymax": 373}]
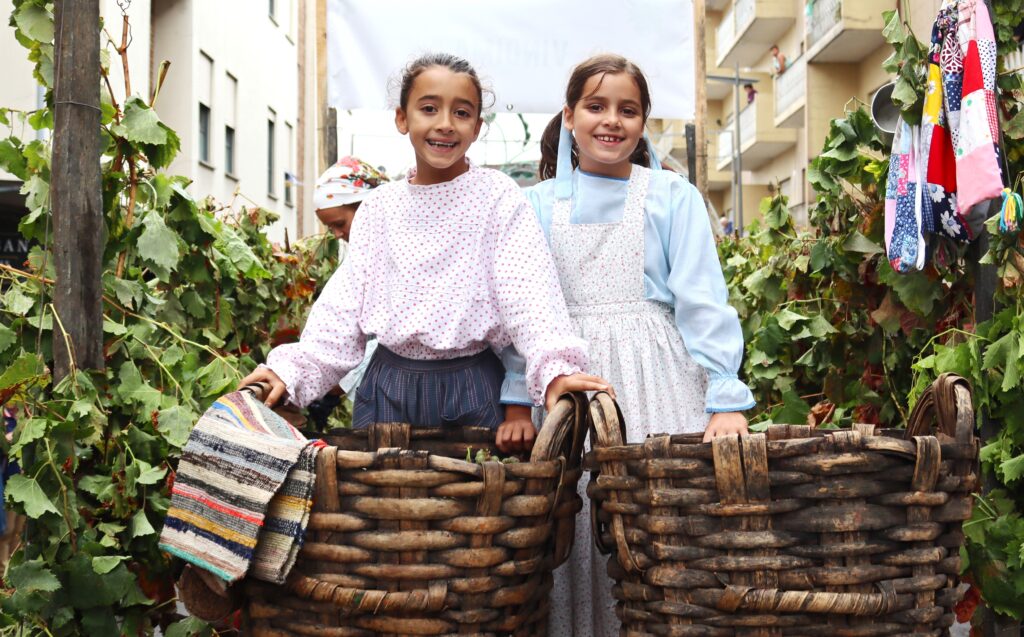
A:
[
  {"xmin": 267, "ymin": 118, "xmax": 276, "ymax": 197},
  {"xmin": 198, "ymin": 51, "xmax": 213, "ymax": 166},
  {"xmin": 224, "ymin": 72, "xmax": 237, "ymax": 175},
  {"xmin": 225, "ymin": 126, "xmax": 235, "ymax": 175},
  {"xmin": 284, "ymin": 122, "xmax": 294, "ymax": 207},
  {"xmin": 198, "ymin": 103, "xmax": 211, "ymax": 163}
]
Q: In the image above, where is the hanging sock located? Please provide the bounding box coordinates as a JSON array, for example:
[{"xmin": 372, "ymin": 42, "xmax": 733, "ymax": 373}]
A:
[
  {"xmin": 998, "ymin": 187, "xmax": 1023, "ymax": 235},
  {"xmin": 885, "ymin": 120, "xmax": 927, "ymax": 273}
]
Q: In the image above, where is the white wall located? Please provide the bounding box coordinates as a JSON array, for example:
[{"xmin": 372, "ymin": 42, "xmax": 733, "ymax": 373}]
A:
[
  {"xmin": 192, "ymin": 0, "xmax": 300, "ymax": 243},
  {"xmin": 0, "ymin": 15, "xmax": 45, "ymax": 182},
  {"xmin": 101, "ymin": 0, "xmax": 152, "ymax": 104}
]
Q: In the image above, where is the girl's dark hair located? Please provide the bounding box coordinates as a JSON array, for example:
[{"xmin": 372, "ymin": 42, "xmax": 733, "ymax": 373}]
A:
[
  {"xmin": 394, "ymin": 52, "xmax": 494, "ymax": 115},
  {"xmin": 538, "ymin": 54, "xmax": 653, "ymax": 180}
]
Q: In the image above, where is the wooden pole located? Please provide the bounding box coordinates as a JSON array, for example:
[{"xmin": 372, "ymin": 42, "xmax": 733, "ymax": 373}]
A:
[
  {"xmin": 52, "ymin": 0, "xmax": 104, "ymax": 380},
  {"xmin": 316, "ymin": 0, "xmax": 337, "ymax": 175},
  {"xmin": 693, "ymin": 0, "xmax": 709, "ymax": 199},
  {"xmin": 296, "ymin": 0, "xmax": 307, "ymax": 237}
]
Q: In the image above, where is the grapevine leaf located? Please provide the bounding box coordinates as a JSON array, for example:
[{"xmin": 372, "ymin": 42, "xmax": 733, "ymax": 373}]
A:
[
  {"xmin": 215, "ymin": 225, "xmax": 271, "ymax": 279},
  {"xmin": 3, "ymin": 286, "xmax": 35, "ymax": 316},
  {"xmin": 130, "ymin": 509, "xmax": 156, "ymax": 538},
  {"xmin": 807, "ymin": 316, "xmax": 838, "ymax": 338},
  {"xmin": 134, "ymin": 460, "xmax": 167, "ymax": 486},
  {"xmin": 91, "ymin": 555, "xmax": 128, "ymax": 575},
  {"xmin": 13, "ymin": 2, "xmax": 54, "ymax": 43},
  {"xmin": 0, "ymin": 324, "xmax": 17, "ymax": 354},
  {"xmin": 774, "ymin": 390, "xmax": 811, "ymax": 425},
  {"xmin": 1001, "ymin": 455, "xmax": 1024, "ymax": 483},
  {"xmin": 5, "ymin": 474, "xmax": 60, "ymax": 519},
  {"xmin": 0, "ymin": 352, "xmax": 44, "ymax": 390},
  {"xmin": 166, "ymin": 617, "xmax": 214, "ymax": 637},
  {"xmin": 9, "ymin": 418, "xmax": 47, "ymax": 456},
  {"xmin": 0, "ymin": 138, "xmax": 28, "ymax": 180},
  {"xmin": 116, "ymin": 361, "xmax": 162, "ymax": 415},
  {"xmin": 158, "ymin": 405, "xmax": 196, "ymax": 448},
  {"xmin": 137, "ymin": 212, "xmax": 181, "ymax": 279},
  {"xmin": 115, "ymin": 97, "xmax": 168, "ymax": 145},
  {"xmin": 775, "ymin": 308, "xmax": 807, "ymax": 330},
  {"xmin": 7, "ymin": 558, "xmax": 61, "ymax": 593},
  {"xmin": 842, "ymin": 232, "xmax": 884, "ymax": 255}
]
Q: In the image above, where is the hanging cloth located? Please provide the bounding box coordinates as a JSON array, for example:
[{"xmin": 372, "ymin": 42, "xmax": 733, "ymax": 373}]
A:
[
  {"xmin": 920, "ymin": 0, "xmax": 960, "ymax": 238},
  {"xmin": 948, "ymin": 0, "xmax": 1004, "ymax": 234},
  {"xmin": 885, "ymin": 119, "xmax": 927, "ymax": 272}
]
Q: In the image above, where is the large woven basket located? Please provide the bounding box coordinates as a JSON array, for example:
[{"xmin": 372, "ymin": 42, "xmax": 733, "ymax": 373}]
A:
[
  {"xmin": 244, "ymin": 392, "xmax": 589, "ymax": 636},
  {"xmin": 586, "ymin": 375, "xmax": 978, "ymax": 636}
]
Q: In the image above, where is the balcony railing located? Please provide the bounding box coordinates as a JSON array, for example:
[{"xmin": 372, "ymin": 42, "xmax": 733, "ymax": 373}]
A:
[
  {"xmin": 807, "ymin": 0, "xmax": 841, "ymax": 49},
  {"xmin": 735, "ymin": 0, "xmax": 754, "ymax": 33},
  {"xmin": 739, "ymin": 104, "xmax": 756, "ymax": 146},
  {"xmin": 716, "ymin": 10, "xmax": 735, "ymax": 63},
  {"xmin": 774, "ymin": 55, "xmax": 805, "ymax": 118},
  {"xmin": 717, "ymin": 127, "xmax": 734, "ymax": 168}
]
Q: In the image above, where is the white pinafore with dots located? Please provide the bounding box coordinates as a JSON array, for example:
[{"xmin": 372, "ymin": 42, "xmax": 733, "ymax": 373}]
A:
[{"xmin": 546, "ymin": 165, "xmax": 710, "ymax": 637}]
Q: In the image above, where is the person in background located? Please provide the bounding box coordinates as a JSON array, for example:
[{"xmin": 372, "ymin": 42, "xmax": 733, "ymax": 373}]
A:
[
  {"xmin": 771, "ymin": 44, "xmax": 787, "ymax": 75},
  {"xmin": 744, "ymin": 82, "xmax": 757, "ymax": 104},
  {"xmin": 303, "ymin": 157, "xmax": 390, "ymax": 428},
  {"xmin": 0, "ymin": 405, "xmax": 24, "ymax": 570},
  {"xmin": 313, "ymin": 156, "xmax": 389, "ymax": 243}
]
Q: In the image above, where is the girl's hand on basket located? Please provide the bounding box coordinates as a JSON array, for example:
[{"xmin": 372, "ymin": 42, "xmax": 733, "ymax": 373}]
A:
[
  {"xmin": 702, "ymin": 411, "xmax": 749, "ymax": 442},
  {"xmin": 545, "ymin": 373, "xmax": 614, "ymax": 411},
  {"xmin": 237, "ymin": 367, "xmax": 288, "ymax": 407},
  {"xmin": 496, "ymin": 405, "xmax": 536, "ymax": 453}
]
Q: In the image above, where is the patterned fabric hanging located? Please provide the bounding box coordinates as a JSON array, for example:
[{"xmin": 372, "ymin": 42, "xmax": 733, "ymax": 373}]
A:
[
  {"xmin": 949, "ymin": 0, "xmax": 1004, "ymax": 235},
  {"xmin": 884, "ymin": 0, "xmax": 1005, "ymax": 273},
  {"xmin": 921, "ymin": 0, "xmax": 960, "ymax": 239},
  {"xmin": 885, "ymin": 120, "xmax": 927, "ymax": 273}
]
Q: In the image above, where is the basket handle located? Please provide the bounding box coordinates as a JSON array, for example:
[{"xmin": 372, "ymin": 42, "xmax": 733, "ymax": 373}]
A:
[
  {"xmin": 588, "ymin": 392, "xmax": 643, "ymax": 574},
  {"xmin": 531, "ymin": 391, "xmax": 589, "ymax": 464},
  {"xmin": 240, "ymin": 382, "xmax": 271, "ymax": 400},
  {"xmin": 904, "ymin": 373, "xmax": 973, "ymax": 442}
]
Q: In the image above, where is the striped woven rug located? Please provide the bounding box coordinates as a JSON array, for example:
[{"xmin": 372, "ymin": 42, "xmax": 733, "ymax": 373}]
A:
[{"xmin": 159, "ymin": 390, "xmax": 321, "ymax": 584}]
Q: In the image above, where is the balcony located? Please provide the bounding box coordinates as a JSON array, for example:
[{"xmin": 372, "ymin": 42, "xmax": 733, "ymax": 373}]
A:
[
  {"xmin": 715, "ymin": 0, "xmax": 796, "ymax": 69},
  {"xmin": 806, "ymin": 0, "xmax": 888, "ymax": 63},
  {"xmin": 710, "ymin": 128, "xmax": 734, "ymax": 189},
  {"xmin": 705, "ymin": 20, "xmax": 733, "ymax": 100},
  {"xmin": 773, "ymin": 55, "xmax": 805, "ymax": 128},
  {"xmin": 717, "ymin": 91, "xmax": 797, "ymax": 172}
]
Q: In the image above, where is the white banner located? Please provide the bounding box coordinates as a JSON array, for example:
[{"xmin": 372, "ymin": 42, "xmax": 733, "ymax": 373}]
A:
[{"xmin": 327, "ymin": 0, "xmax": 695, "ymax": 120}]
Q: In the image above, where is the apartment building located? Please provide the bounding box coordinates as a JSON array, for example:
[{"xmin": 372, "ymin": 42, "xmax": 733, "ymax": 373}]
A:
[
  {"xmin": 0, "ymin": 0, "xmax": 320, "ymax": 252},
  {"xmin": 655, "ymin": 0, "xmax": 960, "ymax": 231}
]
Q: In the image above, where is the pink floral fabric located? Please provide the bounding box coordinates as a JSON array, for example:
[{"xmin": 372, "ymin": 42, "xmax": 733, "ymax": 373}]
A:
[{"xmin": 267, "ymin": 162, "xmax": 587, "ymax": 407}]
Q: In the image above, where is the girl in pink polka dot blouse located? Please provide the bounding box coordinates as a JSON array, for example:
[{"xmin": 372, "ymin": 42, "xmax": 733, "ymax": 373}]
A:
[{"xmin": 240, "ymin": 53, "xmax": 610, "ymax": 445}]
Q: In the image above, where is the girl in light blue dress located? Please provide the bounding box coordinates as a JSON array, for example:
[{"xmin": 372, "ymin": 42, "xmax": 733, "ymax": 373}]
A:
[{"xmin": 499, "ymin": 54, "xmax": 756, "ymax": 637}]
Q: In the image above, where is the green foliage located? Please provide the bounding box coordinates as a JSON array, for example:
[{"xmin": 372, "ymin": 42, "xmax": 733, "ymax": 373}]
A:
[
  {"xmin": 726, "ymin": 80, "xmax": 1024, "ymax": 618},
  {"xmin": 0, "ymin": 8, "xmax": 340, "ymax": 635},
  {"xmin": 880, "ymin": 10, "xmax": 927, "ymax": 126}
]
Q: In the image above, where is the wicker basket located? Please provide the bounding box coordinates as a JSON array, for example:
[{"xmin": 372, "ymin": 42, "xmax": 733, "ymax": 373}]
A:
[
  {"xmin": 586, "ymin": 376, "xmax": 978, "ymax": 636},
  {"xmin": 244, "ymin": 392, "xmax": 589, "ymax": 636}
]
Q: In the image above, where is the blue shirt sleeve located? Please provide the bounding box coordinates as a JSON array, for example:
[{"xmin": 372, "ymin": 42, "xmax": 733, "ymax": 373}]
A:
[
  {"xmin": 498, "ymin": 346, "xmax": 532, "ymax": 406},
  {"xmin": 647, "ymin": 173, "xmax": 755, "ymax": 412}
]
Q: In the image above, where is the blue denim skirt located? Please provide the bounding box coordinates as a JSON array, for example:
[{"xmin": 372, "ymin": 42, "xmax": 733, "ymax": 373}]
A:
[{"xmin": 352, "ymin": 346, "xmax": 504, "ymax": 429}]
